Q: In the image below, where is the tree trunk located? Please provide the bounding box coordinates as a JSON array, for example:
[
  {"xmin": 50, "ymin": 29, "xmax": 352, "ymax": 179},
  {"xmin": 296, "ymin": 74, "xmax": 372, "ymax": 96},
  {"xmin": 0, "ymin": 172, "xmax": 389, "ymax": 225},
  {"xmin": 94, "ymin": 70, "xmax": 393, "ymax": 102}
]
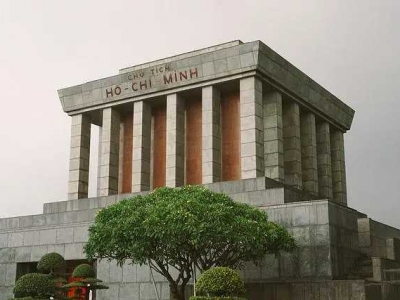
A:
[{"xmin": 170, "ymin": 282, "xmax": 185, "ymax": 300}]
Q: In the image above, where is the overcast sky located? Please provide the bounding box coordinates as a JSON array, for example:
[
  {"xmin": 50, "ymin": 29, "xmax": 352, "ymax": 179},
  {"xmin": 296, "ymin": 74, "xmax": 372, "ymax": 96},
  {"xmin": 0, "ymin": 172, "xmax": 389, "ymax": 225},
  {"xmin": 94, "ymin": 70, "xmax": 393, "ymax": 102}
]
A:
[{"xmin": 0, "ymin": 0, "xmax": 399, "ymax": 228}]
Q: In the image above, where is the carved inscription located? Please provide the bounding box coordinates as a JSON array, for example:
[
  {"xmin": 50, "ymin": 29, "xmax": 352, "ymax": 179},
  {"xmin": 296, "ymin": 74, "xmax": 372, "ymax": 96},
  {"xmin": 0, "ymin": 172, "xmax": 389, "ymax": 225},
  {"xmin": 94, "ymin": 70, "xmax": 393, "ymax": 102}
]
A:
[{"xmin": 105, "ymin": 64, "xmax": 199, "ymax": 99}]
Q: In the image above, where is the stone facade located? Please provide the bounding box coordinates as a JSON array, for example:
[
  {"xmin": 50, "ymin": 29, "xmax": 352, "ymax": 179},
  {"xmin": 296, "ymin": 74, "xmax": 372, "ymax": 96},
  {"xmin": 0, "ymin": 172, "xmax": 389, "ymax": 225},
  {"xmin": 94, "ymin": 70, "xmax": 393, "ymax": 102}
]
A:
[
  {"xmin": 1, "ymin": 40, "xmax": 399, "ymax": 299},
  {"xmin": 61, "ymin": 40, "xmax": 354, "ymax": 196}
]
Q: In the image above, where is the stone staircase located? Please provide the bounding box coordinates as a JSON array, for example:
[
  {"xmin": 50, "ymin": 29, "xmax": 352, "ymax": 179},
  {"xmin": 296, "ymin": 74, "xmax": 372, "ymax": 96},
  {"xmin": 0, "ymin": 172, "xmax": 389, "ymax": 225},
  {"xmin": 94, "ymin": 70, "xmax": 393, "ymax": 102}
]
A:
[
  {"xmin": 347, "ymin": 254, "xmax": 374, "ymax": 281},
  {"xmin": 384, "ymin": 269, "xmax": 400, "ymax": 282}
]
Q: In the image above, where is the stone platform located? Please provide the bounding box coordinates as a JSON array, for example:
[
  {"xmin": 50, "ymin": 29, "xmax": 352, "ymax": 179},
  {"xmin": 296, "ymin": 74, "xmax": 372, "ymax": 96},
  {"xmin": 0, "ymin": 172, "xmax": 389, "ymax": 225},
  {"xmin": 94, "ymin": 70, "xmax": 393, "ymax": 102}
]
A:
[{"xmin": 1, "ymin": 177, "xmax": 400, "ymax": 299}]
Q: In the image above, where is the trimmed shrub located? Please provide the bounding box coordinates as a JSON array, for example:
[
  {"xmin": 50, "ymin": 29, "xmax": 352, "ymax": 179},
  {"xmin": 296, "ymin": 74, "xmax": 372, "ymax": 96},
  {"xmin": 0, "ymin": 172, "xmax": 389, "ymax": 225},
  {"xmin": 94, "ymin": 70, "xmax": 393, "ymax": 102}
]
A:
[
  {"xmin": 189, "ymin": 297, "xmax": 246, "ymax": 300},
  {"xmin": 37, "ymin": 252, "xmax": 66, "ymax": 275},
  {"xmin": 11, "ymin": 297, "xmax": 49, "ymax": 300},
  {"xmin": 196, "ymin": 267, "xmax": 245, "ymax": 297},
  {"xmin": 72, "ymin": 264, "xmax": 95, "ymax": 278},
  {"xmin": 13, "ymin": 273, "xmax": 55, "ymax": 298}
]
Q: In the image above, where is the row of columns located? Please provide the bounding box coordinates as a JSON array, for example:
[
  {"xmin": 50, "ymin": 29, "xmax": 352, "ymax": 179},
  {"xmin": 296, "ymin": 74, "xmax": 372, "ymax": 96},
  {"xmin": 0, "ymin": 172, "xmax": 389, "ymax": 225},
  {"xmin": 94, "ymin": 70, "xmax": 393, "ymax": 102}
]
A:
[
  {"xmin": 260, "ymin": 89, "xmax": 347, "ymax": 204},
  {"xmin": 67, "ymin": 76, "xmax": 347, "ymax": 205}
]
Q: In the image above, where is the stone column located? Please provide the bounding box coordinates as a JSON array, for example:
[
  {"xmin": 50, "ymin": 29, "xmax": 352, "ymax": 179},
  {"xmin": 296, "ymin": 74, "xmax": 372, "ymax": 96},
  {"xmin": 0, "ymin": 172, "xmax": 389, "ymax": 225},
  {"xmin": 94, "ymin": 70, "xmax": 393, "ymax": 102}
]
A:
[
  {"xmin": 98, "ymin": 107, "xmax": 120, "ymax": 196},
  {"xmin": 117, "ymin": 122, "xmax": 124, "ymax": 193},
  {"xmin": 240, "ymin": 77, "xmax": 264, "ymax": 179},
  {"xmin": 317, "ymin": 122, "xmax": 333, "ymax": 199},
  {"xmin": 300, "ymin": 112, "xmax": 318, "ymax": 195},
  {"xmin": 96, "ymin": 127, "xmax": 102, "ymax": 197},
  {"xmin": 68, "ymin": 114, "xmax": 91, "ymax": 200},
  {"xmin": 202, "ymin": 86, "xmax": 221, "ymax": 183},
  {"xmin": 283, "ymin": 102, "xmax": 302, "ymax": 188},
  {"xmin": 132, "ymin": 101, "xmax": 152, "ymax": 192},
  {"xmin": 166, "ymin": 94, "xmax": 185, "ymax": 187},
  {"xmin": 263, "ymin": 91, "xmax": 284, "ymax": 182},
  {"xmin": 331, "ymin": 129, "xmax": 347, "ymax": 205}
]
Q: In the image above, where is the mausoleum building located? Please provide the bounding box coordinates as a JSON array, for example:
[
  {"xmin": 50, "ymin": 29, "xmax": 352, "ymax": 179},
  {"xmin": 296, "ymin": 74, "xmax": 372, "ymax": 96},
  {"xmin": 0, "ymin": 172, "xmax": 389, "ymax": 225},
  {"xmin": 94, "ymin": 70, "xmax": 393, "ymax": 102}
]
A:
[{"xmin": 1, "ymin": 40, "xmax": 400, "ymax": 299}]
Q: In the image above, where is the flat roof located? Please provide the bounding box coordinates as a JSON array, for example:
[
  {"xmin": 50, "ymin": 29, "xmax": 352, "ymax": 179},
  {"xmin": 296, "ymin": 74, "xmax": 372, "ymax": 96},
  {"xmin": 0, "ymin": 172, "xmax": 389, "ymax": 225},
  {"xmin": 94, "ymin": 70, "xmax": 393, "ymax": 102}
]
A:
[{"xmin": 58, "ymin": 40, "xmax": 354, "ymax": 131}]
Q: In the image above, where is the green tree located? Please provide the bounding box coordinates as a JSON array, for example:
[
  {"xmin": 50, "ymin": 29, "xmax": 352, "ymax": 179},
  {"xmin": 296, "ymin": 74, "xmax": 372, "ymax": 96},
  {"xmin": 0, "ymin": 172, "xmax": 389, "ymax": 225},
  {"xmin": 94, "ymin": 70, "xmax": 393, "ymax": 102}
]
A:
[{"xmin": 85, "ymin": 186, "xmax": 296, "ymax": 300}]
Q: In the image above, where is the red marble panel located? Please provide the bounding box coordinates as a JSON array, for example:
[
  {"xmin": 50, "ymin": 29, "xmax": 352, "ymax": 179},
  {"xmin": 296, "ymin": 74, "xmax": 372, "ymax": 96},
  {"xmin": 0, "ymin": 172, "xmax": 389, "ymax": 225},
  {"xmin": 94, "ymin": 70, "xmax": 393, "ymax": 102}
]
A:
[
  {"xmin": 153, "ymin": 106, "xmax": 166, "ymax": 188},
  {"xmin": 186, "ymin": 98, "xmax": 202, "ymax": 184},
  {"xmin": 122, "ymin": 113, "xmax": 133, "ymax": 194}
]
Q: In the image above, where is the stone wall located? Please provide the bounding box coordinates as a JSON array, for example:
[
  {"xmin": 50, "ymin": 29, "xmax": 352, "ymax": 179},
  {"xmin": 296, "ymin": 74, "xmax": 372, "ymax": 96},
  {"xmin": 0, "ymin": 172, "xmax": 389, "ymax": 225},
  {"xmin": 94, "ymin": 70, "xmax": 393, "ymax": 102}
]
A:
[
  {"xmin": 1, "ymin": 177, "xmax": 397, "ymax": 300},
  {"xmin": 386, "ymin": 238, "xmax": 400, "ymax": 262},
  {"xmin": 0, "ymin": 223, "xmax": 92, "ymax": 300},
  {"xmin": 96, "ymin": 260, "xmax": 170, "ymax": 300},
  {"xmin": 245, "ymin": 280, "xmax": 377, "ymax": 300},
  {"xmin": 358, "ymin": 218, "xmax": 400, "ymax": 259},
  {"xmin": 328, "ymin": 202, "xmax": 366, "ymax": 278},
  {"xmin": 0, "ymin": 207, "xmax": 172, "ymax": 300},
  {"xmin": 0, "ymin": 177, "xmax": 291, "ymax": 300},
  {"xmin": 372, "ymin": 257, "xmax": 400, "ymax": 281},
  {"xmin": 42, "ymin": 177, "xmax": 311, "ymax": 214},
  {"xmin": 239, "ymin": 200, "xmax": 366, "ymax": 281}
]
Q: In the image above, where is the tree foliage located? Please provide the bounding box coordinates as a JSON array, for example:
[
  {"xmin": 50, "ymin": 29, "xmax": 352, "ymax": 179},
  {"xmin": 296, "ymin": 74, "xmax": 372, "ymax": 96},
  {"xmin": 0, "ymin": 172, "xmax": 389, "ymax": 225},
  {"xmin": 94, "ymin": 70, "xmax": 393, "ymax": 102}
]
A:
[
  {"xmin": 85, "ymin": 186, "xmax": 296, "ymax": 300},
  {"xmin": 196, "ymin": 267, "xmax": 245, "ymax": 297}
]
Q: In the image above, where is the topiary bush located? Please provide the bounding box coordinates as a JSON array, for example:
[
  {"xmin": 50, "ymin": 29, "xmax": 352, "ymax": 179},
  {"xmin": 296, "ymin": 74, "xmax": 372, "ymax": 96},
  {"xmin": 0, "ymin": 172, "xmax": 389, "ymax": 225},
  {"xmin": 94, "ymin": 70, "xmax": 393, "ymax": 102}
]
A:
[
  {"xmin": 10, "ymin": 297, "xmax": 49, "ymax": 300},
  {"xmin": 196, "ymin": 267, "xmax": 245, "ymax": 297},
  {"xmin": 13, "ymin": 273, "xmax": 55, "ymax": 298},
  {"xmin": 11, "ymin": 297, "xmax": 49, "ymax": 300},
  {"xmin": 37, "ymin": 252, "xmax": 66, "ymax": 275},
  {"xmin": 72, "ymin": 264, "xmax": 95, "ymax": 278},
  {"xmin": 63, "ymin": 265, "xmax": 108, "ymax": 299}
]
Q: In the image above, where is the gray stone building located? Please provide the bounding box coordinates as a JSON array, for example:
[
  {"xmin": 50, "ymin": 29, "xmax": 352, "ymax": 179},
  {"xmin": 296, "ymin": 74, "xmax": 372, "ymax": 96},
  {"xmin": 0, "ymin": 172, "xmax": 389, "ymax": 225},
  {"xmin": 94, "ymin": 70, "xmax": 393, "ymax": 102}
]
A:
[{"xmin": 1, "ymin": 40, "xmax": 400, "ymax": 299}]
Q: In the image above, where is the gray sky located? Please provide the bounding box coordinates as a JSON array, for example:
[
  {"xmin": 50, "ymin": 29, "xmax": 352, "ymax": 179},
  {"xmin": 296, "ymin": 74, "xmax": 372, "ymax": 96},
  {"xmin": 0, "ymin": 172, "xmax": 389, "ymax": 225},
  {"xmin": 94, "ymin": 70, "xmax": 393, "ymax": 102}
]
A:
[{"xmin": 1, "ymin": 1, "xmax": 399, "ymax": 228}]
